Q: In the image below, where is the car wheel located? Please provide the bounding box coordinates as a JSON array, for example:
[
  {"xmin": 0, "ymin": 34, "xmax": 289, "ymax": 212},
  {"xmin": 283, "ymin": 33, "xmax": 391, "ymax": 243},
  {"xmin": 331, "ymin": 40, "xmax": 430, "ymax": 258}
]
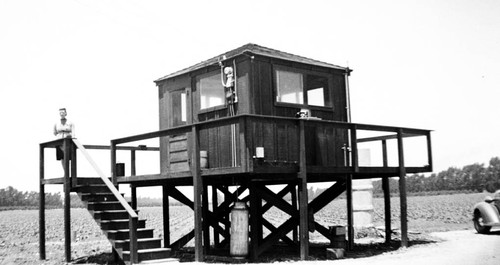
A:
[{"xmin": 474, "ymin": 210, "xmax": 491, "ymax": 234}]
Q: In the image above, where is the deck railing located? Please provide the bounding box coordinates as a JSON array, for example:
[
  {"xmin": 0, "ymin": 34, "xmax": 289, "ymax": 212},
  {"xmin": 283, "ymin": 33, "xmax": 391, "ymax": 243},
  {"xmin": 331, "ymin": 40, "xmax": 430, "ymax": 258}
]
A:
[{"xmin": 110, "ymin": 114, "xmax": 432, "ymax": 182}]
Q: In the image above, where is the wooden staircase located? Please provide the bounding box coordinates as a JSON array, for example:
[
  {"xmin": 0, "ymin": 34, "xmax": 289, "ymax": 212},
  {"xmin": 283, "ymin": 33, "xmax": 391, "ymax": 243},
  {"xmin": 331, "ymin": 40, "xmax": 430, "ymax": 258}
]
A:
[{"xmin": 74, "ymin": 179, "xmax": 173, "ymax": 264}]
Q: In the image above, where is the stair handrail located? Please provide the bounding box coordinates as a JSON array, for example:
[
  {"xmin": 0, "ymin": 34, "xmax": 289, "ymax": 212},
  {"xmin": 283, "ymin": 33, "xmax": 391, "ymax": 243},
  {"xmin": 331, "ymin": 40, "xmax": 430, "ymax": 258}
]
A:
[{"xmin": 72, "ymin": 139, "xmax": 139, "ymax": 263}]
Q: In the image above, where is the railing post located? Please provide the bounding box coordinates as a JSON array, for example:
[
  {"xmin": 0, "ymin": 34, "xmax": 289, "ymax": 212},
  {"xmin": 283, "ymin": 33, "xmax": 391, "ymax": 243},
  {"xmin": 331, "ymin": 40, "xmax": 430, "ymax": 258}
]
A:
[
  {"xmin": 350, "ymin": 125, "xmax": 358, "ymax": 171},
  {"xmin": 131, "ymin": 150, "xmax": 136, "ymax": 176},
  {"xmin": 426, "ymin": 131, "xmax": 433, "ymax": 171},
  {"xmin": 39, "ymin": 144, "xmax": 46, "ymax": 260},
  {"xmin": 111, "ymin": 141, "xmax": 117, "ymax": 186},
  {"xmin": 397, "ymin": 129, "xmax": 408, "ymax": 248},
  {"xmin": 71, "ymin": 140, "xmax": 77, "ymax": 187},
  {"xmin": 63, "ymin": 138, "xmax": 71, "ymax": 262},
  {"xmin": 129, "ymin": 216, "xmax": 139, "ymax": 264}
]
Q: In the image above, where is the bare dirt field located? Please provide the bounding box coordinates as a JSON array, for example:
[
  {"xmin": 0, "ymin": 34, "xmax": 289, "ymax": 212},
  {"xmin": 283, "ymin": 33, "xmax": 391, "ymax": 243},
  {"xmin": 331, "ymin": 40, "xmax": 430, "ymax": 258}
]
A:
[{"xmin": 0, "ymin": 193, "xmax": 497, "ymax": 264}]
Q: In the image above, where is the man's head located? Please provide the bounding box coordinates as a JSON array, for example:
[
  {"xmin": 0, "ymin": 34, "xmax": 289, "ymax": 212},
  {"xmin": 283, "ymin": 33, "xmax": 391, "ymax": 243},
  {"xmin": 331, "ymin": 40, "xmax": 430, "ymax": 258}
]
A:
[{"xmin": 59, "ymin": 108, "xmax": 67, "ymax": 118}]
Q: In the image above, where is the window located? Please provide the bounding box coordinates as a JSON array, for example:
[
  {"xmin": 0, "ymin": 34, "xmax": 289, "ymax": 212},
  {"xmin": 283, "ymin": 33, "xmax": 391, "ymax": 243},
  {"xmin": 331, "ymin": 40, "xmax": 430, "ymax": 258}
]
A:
[
  {"xmin": 275, "ymin": 68, "xmax": 332, "ymax": 108},
  {"xmin": 276, "ymin": 70, "xmax": 303, "ymax": 104},
  {"xmin": 306, "ymin": 75, "xmax": 330, "ymax": 107},
  {"xmin": 198, "ymin": 71, "xmax": 224, "ymax": 110},
  {"xmin": 171, "ymin": 89, "xmax": 187, "ymax": 126}
]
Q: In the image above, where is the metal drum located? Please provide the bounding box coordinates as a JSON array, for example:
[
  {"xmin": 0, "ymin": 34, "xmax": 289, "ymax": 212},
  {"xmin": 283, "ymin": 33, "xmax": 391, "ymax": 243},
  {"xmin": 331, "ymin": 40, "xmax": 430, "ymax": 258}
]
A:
[{"xmin": 230, "ymin": 201, "xmax": 249, "ymax": 258}]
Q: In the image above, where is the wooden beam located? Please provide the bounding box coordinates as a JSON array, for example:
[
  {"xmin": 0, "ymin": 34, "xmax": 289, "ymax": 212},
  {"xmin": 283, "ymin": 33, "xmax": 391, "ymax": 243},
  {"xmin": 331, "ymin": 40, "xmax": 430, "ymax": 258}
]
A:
[
  {"xmin": 167, "ymin": 186, "xmax": 194, "ymax": 209},
  {"xmin": 346, "ymin": 174, "xmax": 354, "ymax": 251},
  {"xmin": 298, "ymin": 120, "xmax": 309, "ymax": 259},
  {"xmin": 212, "ymin": 186, "xmax": 220, "ymax": 246},
  {"xmin": 382, "ymin": 177, "xmax": 391, "ymax": 245},
  {"xmin": 397, "ymin": 129, "xmax": 408, "ymax": 247},
  {"xmin": 249, "ymin": 181, "xmax": 260, "ymax": 260},
  {"xmin": 63, "ymin": 138, "xmax": 71, "ymax": 262},
  {"xmin": 191, "ymin": 125, "xmax": 204, "ymax": 262},
  {"xmin": 39, "ymin": 145, "xmax": 45, "ymax": 260},
  {"xmin": 202, "ymin": 184, "xmax": 210, "ymax": 254},
  {"xmin": 308, "ymin": 181, "xmax": 346, "ymax": 214},
  {"xmin": 171, "ymin": 230, "xmax": 195, "ymax": 250},
  {"xmin": 162, "ymin": 185, "xmax": 170, "ymax": 248},
  {"xmin": 262, "ymin": 219, "xmax": 296, "ymax": 246}
]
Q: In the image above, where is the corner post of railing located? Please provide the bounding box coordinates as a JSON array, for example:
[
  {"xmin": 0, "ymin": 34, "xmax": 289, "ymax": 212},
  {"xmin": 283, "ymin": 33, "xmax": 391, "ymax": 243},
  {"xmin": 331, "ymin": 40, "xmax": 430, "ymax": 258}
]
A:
[
  {"xmin": 129, "ymin": 215, "xmax": 139, "ymax": 264},
  {"xmin": 111, "ymin": 140, "xmax": 117, "ymax": 186},
  {"xmin": 71, "ymin": 139, "xmax": 78, "ymax": 187},
  {"xmin": 239, "ymin": 115, "xmax": 248, "ymax": 172},
  {"xmin": 297, "ymin": 120, "xmax": 309, "ymax": 259},
  {"xmin": 191, "ymin": 124, "xmax": 204, "ymax": 262},
  {"xmin": 39, "ymin": 143, "xmax": 46, "ymax": 260},
  {"xmin": 350, "ymin": 124, "xmax": 358, "ymax": 172},
  {"xmin": 397, "ymin": 128, "xmax": 408, "ymax": 248},
  {"xmin": 63, "ymin": 137, "xmax": 71, "ymax": 262},
  {"xmin": 426, "ymin": 131, "xmax": 433, "ymax": 171},
  {"xmin": 131, "ymin": 149, "xmax": 136, "ymax": 176}
]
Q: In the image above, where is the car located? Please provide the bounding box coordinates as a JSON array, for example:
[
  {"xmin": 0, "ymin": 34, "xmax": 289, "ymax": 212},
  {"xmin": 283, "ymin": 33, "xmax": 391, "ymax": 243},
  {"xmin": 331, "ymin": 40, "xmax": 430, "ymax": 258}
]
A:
[{"xmin": 473, "ymin": 190, "xmax": 500, "ymax": 234}]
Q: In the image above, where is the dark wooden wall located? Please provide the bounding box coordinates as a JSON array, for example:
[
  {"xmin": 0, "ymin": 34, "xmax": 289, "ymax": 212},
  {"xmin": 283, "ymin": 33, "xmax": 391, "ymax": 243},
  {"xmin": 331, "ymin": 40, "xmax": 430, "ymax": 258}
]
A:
[{"xmin": 157, "ymin": 55, "xmax": 349, "ymax": 173}]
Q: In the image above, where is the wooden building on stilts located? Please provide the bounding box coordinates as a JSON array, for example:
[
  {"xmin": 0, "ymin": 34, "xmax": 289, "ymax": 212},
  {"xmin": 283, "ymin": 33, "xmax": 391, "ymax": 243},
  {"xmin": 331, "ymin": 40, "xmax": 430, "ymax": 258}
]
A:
[{"xmin": 39, "ymin": 43, "xmax": 433, "ymax": 264}]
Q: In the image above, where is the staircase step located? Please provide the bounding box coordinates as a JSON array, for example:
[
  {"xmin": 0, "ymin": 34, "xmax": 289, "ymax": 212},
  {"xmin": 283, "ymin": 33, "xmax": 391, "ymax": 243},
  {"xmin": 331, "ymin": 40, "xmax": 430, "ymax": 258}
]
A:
[
  {"xmin": 106, "ymin": 228, "xmax": 154, "ymax": 240},
  {"xmin": 76, "ymin": 177, "xmax": 108, "ymax": 185},
  {"xmin": 100, "ymin": 219, "xmax": 146, "ymax": 230},
  {"xmin": 113, "ymin": 238, "xmax": 162, "ymax": 251},
  {"xmin": 73, "ymin": 184, "xmax": 111, "ymax": 193},
  {"xmin": 79, "ymin": 192, "xmax": 122, "ymax": 202},
  {"xmin": 88, "ymin": 201, "xmax": 127, "ymax": 211},
  {"xmin": 122, "ymin": 248, "xmax": 171, "ymax": 262},
  {"xmin": 94, "ymin": 210, "xmax": 139, "ymax": 220}
]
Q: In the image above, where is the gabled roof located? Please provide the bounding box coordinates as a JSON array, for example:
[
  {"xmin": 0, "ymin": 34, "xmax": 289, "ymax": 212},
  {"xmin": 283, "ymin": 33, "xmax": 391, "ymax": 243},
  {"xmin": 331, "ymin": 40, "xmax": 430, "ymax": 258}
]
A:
[{"xmin": 155, "ymin": 43, "xmax": 350, "ymax": 82}]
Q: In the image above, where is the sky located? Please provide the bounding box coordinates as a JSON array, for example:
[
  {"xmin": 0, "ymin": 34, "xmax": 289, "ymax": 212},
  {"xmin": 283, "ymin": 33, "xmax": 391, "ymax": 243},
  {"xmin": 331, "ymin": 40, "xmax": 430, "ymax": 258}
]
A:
[{"xmin": 1, "ymin": 0, "xmax": 500, "ymax": 195}]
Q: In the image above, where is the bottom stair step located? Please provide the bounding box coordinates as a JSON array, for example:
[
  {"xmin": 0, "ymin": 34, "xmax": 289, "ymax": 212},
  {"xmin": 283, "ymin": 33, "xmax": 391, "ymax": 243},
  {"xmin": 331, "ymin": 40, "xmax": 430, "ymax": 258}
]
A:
[
  {"xmin": 114, "ymin": 238, "xmax": 162, "ymax": 251},
  {"xmin": 122, "ymin": 248, "xmax": 171, "ymax": 262}
]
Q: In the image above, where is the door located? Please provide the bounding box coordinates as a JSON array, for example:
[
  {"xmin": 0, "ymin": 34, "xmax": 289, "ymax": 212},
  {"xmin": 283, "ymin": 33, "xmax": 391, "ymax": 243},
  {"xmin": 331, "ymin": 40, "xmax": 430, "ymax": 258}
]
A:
[{"xmin": 168, "ymin": 87, "xmax": 191, "ymax": 173}]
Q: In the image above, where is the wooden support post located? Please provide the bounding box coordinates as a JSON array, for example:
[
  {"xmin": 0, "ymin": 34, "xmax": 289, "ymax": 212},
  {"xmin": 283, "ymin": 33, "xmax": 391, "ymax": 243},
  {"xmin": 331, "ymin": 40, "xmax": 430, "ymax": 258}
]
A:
[
  {"xmin": 298, "ymin": 120, "xmax": 309, "ymax": 260},
  {"xmin": 39, "ymin": 145, "xmax": 46, "ymax": 260},
  {"xmin": 63, "ymin": 138, "xmax": 71, "ymax": 262},
  {"xmin": 382, "ymin": 140, "xmax": 391, "ymax": 245},
  {"xmin": 212, "ymin": 185, "xmax": 220, "ymax": 246},
  {"xmin": 346, "ymin": 174, "xmax": 354, "ymax": 251},
  {"xmin": 291, "ymin": 186, "xmax": 298, "ymax": 243},
  {"xmin": 129, "ymin": 216, "xmax": 139, "ymax": 264},
  {"xmin": 397, "ymin": 129, "xmax": 408, "ymax": 248},
  {"xmin": 163, "ymin": 188, "xmax": 172, "ymax": 243},
  {"xmin": 249, "ymin": 181, "xmax": 260, "ymax": 260},
  {"xmin": 191, "ymin": 125, "xmax": 204, "ymax": 262},
  {"xmin": 382, "ymin": 177, "xmax": 391, "ymax": 245},
  {"xmin": 202, "ymin": 183, "xmax": 210, "ymax": 254}
]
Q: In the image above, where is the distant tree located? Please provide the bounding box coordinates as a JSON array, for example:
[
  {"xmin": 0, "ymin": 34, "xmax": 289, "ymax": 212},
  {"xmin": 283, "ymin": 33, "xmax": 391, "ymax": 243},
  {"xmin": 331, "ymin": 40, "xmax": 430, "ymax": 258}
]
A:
[{"xmin": 485, "ymin": 157, "xmax": 500, "ymax": 192}]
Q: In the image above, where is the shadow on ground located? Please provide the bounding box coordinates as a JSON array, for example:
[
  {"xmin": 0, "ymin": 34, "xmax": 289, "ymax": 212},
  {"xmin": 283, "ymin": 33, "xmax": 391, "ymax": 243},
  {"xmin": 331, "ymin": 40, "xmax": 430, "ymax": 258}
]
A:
[{"xmin": 69, "ymin": 236, "xmax": 440, "ymax": 264}]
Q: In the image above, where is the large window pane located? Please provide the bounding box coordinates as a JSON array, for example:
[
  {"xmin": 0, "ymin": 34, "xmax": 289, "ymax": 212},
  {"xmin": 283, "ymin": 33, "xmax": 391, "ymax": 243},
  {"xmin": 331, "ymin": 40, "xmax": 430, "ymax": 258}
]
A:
[
  {"xmin": 306, "ymin": 75, "xmax": 331, "ymax": 107},
  {"xmin": 198, "ymin": 71, "xmax": 224, "ymax": 109},
  {"xmin": 276, "ymin": 70, "xmax": 303, "ymax": 104}
]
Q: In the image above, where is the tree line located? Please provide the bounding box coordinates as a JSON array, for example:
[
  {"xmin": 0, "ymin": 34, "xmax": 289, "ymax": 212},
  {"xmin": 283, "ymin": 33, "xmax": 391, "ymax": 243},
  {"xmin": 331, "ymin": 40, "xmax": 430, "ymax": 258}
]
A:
[
  {"xmin": 373, "ymin": 157, "xmax": 500, "ymax": 195},
  {"xmin": 0, "ymin": 186, "xmax": 62, "ymax": 208}
]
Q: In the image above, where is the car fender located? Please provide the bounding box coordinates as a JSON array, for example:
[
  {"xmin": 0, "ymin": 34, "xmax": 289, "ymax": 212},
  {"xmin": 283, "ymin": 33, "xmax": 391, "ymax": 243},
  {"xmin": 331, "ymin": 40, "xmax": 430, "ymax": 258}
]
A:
[{"xmin": 474, "ymin": 201, "xmax": 500, "ymax": 226}]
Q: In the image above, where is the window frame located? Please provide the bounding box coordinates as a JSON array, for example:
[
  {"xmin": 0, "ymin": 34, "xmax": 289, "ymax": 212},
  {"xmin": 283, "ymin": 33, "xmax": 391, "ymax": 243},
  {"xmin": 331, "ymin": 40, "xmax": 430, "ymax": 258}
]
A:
[
  {"xmin": 196, "ymin": 70, "xmax": 227, "ymax": 113},
  {"xmin": 273, "ymin": 65, "xmax": 334, "ymax": 110}
]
